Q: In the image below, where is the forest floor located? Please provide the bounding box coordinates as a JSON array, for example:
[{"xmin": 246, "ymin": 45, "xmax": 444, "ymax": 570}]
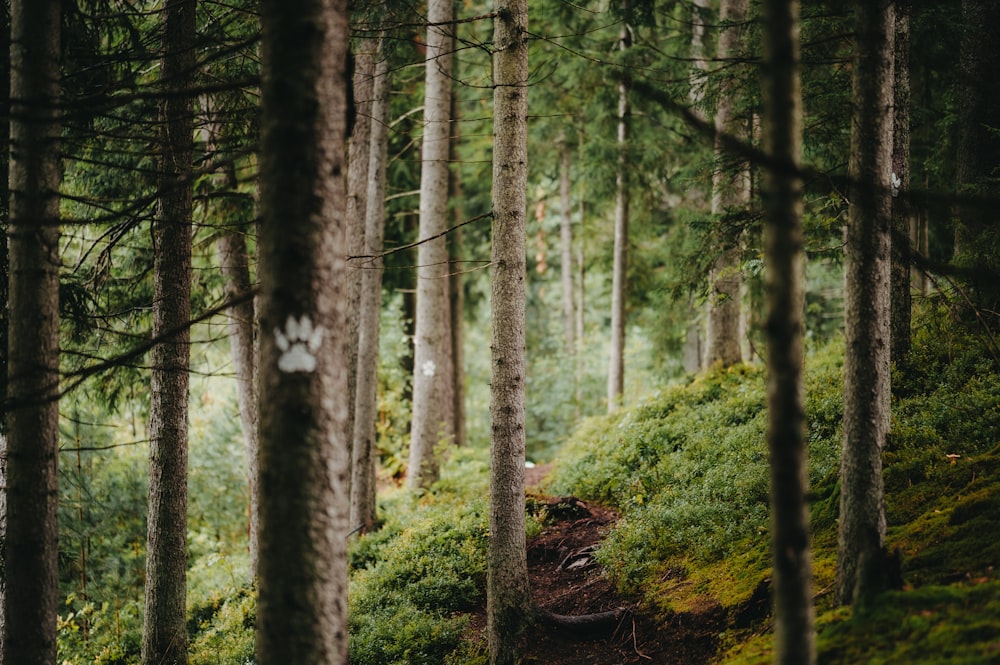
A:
[{"xmin": 464, "ymin": 465, "xmax": 727, "ymax": 665}]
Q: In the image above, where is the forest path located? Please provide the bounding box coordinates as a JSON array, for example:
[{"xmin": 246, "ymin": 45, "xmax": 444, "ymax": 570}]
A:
[{"xmin": 468, "ymin": 465, "xmax": 725, "ymax": 664}]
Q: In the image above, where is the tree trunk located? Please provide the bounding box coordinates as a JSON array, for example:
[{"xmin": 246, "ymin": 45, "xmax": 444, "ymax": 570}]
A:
[
  {"xmin": 837, "ymin": 0, "xmax": 894, "ymax": 608},
  {"xmin": 761, "ymin": 1, "xmax": 816, "ymax": 662},
  {"xmin": 216, "ymin": 227, "xmax": 258, "ymax": 575},
  {"xmin": 890, "ymin": 0, "xmax": 912, "ymax": 365},
  {"xmin": 953, "ymin": 0, "xmax": 1000, "ymax": 309},
  {"xmin": 351, "ymin": 46, "xmax": 390, "ymax": 536},
  {"xmin": 346, "ymin": 36, "xmax": 377, "ymax": 504},
  {"xmin": 488, "ymin": 0, "xmax": 531, "ymax": 662},
  {"xmin": 409, "ymin": 0, "xmax": 455, "ymax": 489},
  {"xmin": 3, "ymin": 1, "xmax": 61, "ymax": 662},
  {"xmin": 449, "ymin": 77, "xmax": 467, "ymax": 449},
  {"xmin": 0, "ymin": 1, "xmax": 10, "ymax": 656},
  {"xmin": 256, "ymin": 0, "xmax": 351, "ymax": 662},
  {"xmin": 559, "ymin": 137, "xmax": 575, "ymax": 353},
  {"xmin": 705, "ymin": 0, "xmax": 749, "ymax": 368},
  {"xmin": 607, "ymin": 18, "xmax": 631, "ymax": 412},
  {"xmin": 142, "ymin": 2, "xmax": 195, "ymax": 663}
]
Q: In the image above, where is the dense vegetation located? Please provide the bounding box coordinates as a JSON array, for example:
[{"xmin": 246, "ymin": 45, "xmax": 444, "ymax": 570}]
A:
[
  {"xmin": 5, "ymin": 0, "xmax": 997, "ymax": 662},
  {"xmin": 51, "ymin": 301, "xmax": 1000, "ymax": 664}
]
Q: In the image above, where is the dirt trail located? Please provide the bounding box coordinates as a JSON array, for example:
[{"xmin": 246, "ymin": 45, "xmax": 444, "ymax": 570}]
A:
[{"xmin": 469, "ymin": 464, "xmax": 725, "ymax": 664}]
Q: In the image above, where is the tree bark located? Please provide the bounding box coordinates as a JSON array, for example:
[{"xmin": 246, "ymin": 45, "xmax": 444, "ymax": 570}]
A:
[
  {"xmin": 761, "ymin": 0, "xmax": 816, "ymax": 662},
  {"xmin": 142, "ymin": 2, "xmax": 196, "ymax": 663},
  {"xmin": 953, "ymin": 0, "xmax": 1000, "ymax": 309},
  {"xmin": 449, "ymin": 75, "xmax": 467, "ymax": 449},
  {"xmin": 409, "ymin": 0, "xmax": 456, "ymax": 489},
  {"xmin": 488, "ymin": 0, "xmax": 531, "ymax": 662},
  {"xmin": 837, "ymin": 0, "xmax": 894, "ymax": 608},
  {"xmin": 705, "ymin": 0, "xmax": 749, "ymax": 368},
  {"xmin": 216, "ymin": 227, "xmax": 258, "ymax": 575},
  {"xmin": 607, "ymin": 17, "xmax": 631, "ymax": 412},
  {"xmin": 890, "ymin": 0, "xmax": 912, "ymax": 365},
  {"xmin": 345, "ymin": 36, "xmax": 377, "ymax": 504},
  {"xmin": 351, "ymin": 45, "xmax": 389, "ymax": 536},
  {"xmin": 256, "ymin": 0, "xmax": 351, "ymax": 662},
  {"xmin": 0, "ymin": 1, "xmax": 10, "ymax": 656},
  {"xmin": 3, "ymin": 1, "xmax": 61, "ymax": 662}
]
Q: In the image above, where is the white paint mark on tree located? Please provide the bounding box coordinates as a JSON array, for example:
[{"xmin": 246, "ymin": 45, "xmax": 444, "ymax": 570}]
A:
[
  {"xmin": 421, "ymin": 360, "xmax": 436, "ymax": 377},
  {"xmin": 275, "ymin": 315, "xmax": 325, "ymax": 373}
]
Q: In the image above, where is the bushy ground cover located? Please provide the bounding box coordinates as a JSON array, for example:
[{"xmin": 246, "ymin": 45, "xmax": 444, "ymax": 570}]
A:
[
  {"xmin": 70, "ymin": 302, "xmax": 1000, "ymax": 663},
  {"xmin": 549, "ymin": 301, "xmax": 1000, "ymax": 662}
]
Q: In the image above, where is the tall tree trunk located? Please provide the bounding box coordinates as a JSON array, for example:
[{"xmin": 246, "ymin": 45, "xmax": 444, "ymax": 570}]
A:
[
  {"xmin": 890, "ymin": 0, "xmax": 912, "ymax": 365},
  {"xmin": 204, "ymin": 100, "xmax": 260, "ymax": 577},
  {"xmin": 449, "ymin": 75, "xmax": 467, "ymax": 449},
  {"xmin": 346, "ymin": 36, "xmax": 377, "ymax": 504},
  {"xmin": 409, "ymin": 0, "xmax": 455, "ymax": 489},
  {"xmin": 143, "ymin": 2, "xmax": 196, "ymax": 663},
  {"xmin": 705, "ymin": 0, "xmax": 749, "ymax": 368},
  {"xmin": 559, "ymin": 136, "xmax": 575, "ymax": 353},
  {"xmin": 953, "ymin": 0, "xmax": 1000, "ymax": 309},
  {"xmin": 0, "ymin": 1, "xmax": 11, "ymax": 656},
  {"xmin": 3, "ymin": 1, "xmax": 61, "ymax": 662},
  {"xmin": 837, "ymin": 0, "xmax": 894, "ymax": 608},
  {"xmin": 216, "ymin": 226, "xmax": 258, "ymax": 575},
  {"xmin": 351, "ymin": 45, "xmax": 389, "ymax": 536},
  {"xmin": 761, "ymin": 1, "xmax": 815, "ymax": 662},
  {"xmin": 488, "ymin": 0, "xmax": 530, "ymax": 662},
  {"xmin": 607, "ymin": 17, "xmax": 631, "ymax": 412},
  {"xmin": 256, "ymin": 0, "xmax": 351, "ymax": 662}
]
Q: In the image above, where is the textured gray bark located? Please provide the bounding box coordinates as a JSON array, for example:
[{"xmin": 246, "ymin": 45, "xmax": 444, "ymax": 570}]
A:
[
  {"xmin": 607, "ymin": 19, "xmax": 631, "ymax": 412},
  {"xmin": 409, "ymin": 0, "xmax": 455, "ymax": 489},
  {"xmin": 837, "ymin": 0, "xmax": 894, "ymax": 608},
  {"xmin": 890, "ymin": 1, "xmax": 912, "ymax": 365},
  {"xmin": 346, "ymin": 37, "xmax": 376, "ymax": 502},
  {"xmin": 761, "ymin": 1, "xmax": 816, "ymax": 662},
  {"xmin": 142, "ymin": 2, "xmax": 195, "ymax": 663},
  {"xmin": 3, "ymin": 1, "xmax": 61, "ymax": 662},
  {"xmin": 216, "ymin": 229, "xmax": 258, "ymax": 575},
  {"xmin": 256, "ymin": 0, "xmax": 351, "ymax": 663},
  {"xmin": 705, "ymin": 0, "xmax": 749, "ymax": 368},
  {"xmin": 488, "ymin": 1, "xmax": 531, "ymax": 662},
  {"xmin": 351, "ymin": 48, "xmax": 389, "ymax": 535},
  {"xmin": 559, "ymin": 138, "xmax": 575, "ymax": 353}
]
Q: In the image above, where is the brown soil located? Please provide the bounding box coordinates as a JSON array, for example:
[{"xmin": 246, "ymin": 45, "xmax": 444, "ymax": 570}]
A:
[{"xmin": 468, "ymin": 465, "xmax": 727, "ymax": 665}]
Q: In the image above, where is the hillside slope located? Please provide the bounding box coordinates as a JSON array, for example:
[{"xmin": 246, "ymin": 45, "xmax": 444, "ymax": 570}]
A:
[{"xmin": 548, "ymin": 306, "xmax": 1000, "ymax": 663}]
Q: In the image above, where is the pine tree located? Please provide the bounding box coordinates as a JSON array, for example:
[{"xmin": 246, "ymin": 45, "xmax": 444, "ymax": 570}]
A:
[
  {"xmin": 142, "ymin": 2, "xmax": 196, "ymax": 663},
  {"xmin": 488, "ymin": 0, "xmax": 531, "ymax": 661},
  {"xmin": 409, "ymin": 0, "xmax": 456, "ymax": 488},
  {"xmin": 837, "ymin": 0, "xmax": 895, "ymax": 608},
  {"xmin": 255, "ymin": 0, "xmax": 352, "ymax": 661},
  {"xmin": 761, "ymin": 0, "xmax": 816, "ymax": 662},
  {"xmin": 3, "ymin": 0, "xmax": 61, "ymax": 662}
]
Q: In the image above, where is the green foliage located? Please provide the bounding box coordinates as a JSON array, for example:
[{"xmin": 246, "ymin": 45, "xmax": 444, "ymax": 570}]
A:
[
  {"xmin": 552, "ymin": 305, "xmax": 1000, "ymax": 662},
  {"xmin": 188, "ymin": 590, "xmax": 256, "ymax": 665},
  {"xmin": 348, "ymin": 454, "xmax": 492, "ymax": 665},
  {"xmin": 550, "ymin": 351, "xmax": 843, "ymax": 607}
]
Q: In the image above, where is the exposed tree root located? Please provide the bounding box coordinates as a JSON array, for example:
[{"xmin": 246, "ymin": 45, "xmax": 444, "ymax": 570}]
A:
[{"xmin": 533, "ymin": 604, "xmax": 631, "ymax": 635}]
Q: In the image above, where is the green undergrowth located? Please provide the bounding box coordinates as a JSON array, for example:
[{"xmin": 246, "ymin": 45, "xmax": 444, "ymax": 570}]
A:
[
  {"xmin": 183, "ymin": 304, "xmax": 1000, "ymax": 663},
  {"xmin": 549, "ymin": 302, "xmax": 1000, "ymax": 663}
]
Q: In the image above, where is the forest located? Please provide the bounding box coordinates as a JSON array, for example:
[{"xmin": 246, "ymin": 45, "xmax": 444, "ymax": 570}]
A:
[{"xmin": 2, "ymin": 0, "xmax": 999, "ymax": 664}]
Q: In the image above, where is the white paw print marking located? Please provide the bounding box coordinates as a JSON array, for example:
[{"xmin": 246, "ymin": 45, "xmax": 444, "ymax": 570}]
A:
[
  {"xmin": 421, "ymin": 360, "xmax": 437, "ymax": 377},
  {"xmin": 275, "ymin": 315, "xmax": 325, "ymax": 373}
]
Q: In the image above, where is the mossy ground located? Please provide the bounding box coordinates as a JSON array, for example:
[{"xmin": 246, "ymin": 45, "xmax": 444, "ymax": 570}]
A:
[{"xmin": 183, "ymin": 304, "xmax": 1000, "ymax": 663}]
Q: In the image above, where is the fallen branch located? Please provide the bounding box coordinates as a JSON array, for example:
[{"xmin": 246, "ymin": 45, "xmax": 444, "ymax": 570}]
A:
[{"xmin": 533, "ymin": 605, "xmax": 631, "ymax": 635}]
